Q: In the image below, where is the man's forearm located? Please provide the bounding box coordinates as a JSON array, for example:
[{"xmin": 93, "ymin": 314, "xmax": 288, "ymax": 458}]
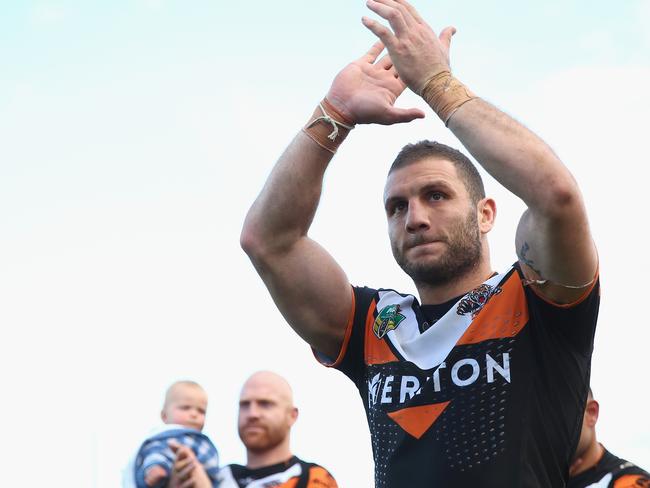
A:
[
  {"xmin": 240, "ymin": 131, "xmax": 335, "ymax": 257},
  {"xmin": 240, "ymin": 41, "xmax": 419, "ymax": 355},
  {"xmin": 445, "ymin": 94, "xmax": 597, "ymax": 293},
  {"xmin": 446, "ymin": 97, "xmax": 580, "ymax": 215}
]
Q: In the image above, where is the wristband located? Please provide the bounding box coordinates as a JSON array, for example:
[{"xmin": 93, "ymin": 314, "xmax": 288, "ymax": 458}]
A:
[
  {"xmin": 302, "ymin": 98, "xmax": 355, "ymax": 154},
  {"xmin": 420, "ymin": 71, "xmax": 477, "ymax": 126}
]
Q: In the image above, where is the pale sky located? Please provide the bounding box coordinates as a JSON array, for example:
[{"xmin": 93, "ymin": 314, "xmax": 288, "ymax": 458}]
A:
[{"xmin": 1, "ymin": 1, "xmax": 649, "ymax": 486}]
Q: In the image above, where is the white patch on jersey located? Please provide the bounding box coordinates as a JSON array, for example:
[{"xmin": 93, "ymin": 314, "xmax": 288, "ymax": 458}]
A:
[
  {"xmin": 216, "ymin": 466, "xmax": 238, "ymax": 487},
  {"xmin": 584, "ymin": 472, "xmax": 613, "ymax": 488},
  {"xmin": 368, "ymin": 373, "xmax": 382, "ymax": 405},
  {"xmin": 377, "ymin": 269, "xmax": 510, "ymax": 370}
]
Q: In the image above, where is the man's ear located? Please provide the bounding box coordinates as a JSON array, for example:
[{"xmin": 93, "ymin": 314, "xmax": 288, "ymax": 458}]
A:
[
  {"xmin": 478, "ymin": 197, "xmax": 496, "ymax": 234},
  {"xmin": 288, "ymin": 407, "xmax": 299, "ymax": 427},
  {"xmin": 585, "ymin": 399, "xmax": 599, "ymax": 427}
]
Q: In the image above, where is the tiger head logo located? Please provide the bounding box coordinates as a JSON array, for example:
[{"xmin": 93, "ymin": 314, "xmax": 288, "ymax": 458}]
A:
[{"xmin": 456, "ymin": 283, "xmax": 502, "ymax": 318}]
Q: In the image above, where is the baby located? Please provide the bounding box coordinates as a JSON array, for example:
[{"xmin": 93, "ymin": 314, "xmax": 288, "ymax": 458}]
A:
[{"xmin": 130, "ymin": 380, "xmax": 219, "ymax": 488}]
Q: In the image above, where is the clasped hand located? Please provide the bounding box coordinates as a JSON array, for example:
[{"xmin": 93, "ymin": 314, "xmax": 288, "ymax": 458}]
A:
[{"xmin": 326, "ymin": 0, "xmax": 456, "ymax": 126}]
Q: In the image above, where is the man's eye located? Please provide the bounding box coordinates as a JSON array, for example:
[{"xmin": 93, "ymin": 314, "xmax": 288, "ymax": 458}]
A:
[
  {"xmin": 392, "ymin": 202, "xmax": 407, "ymax": 214},
  {"xmin": 428, "ymin": 192, "xmax": 444, "ymax": 201}
]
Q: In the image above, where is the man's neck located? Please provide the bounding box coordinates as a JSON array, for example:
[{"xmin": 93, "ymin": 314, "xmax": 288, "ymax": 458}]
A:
[
  {"xmin": 570, "ymin": 442, "xmax": 605, "ymax": 477},
  {"xmin": 246, "ymin": 443, "xmax": 293, "ymax": 470},
  {"xmin": 416, "ymin": 260, "xmax": 495, "ymax": 305}
]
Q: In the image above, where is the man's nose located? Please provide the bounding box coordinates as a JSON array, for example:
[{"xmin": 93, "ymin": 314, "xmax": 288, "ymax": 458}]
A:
[
  {"xmin": 248, "ymin": 403, "xmax": 261, "ymax": 417},
  {"xmin": 405, "ymin": 200, "xmax": 430, "ymax": 233}
]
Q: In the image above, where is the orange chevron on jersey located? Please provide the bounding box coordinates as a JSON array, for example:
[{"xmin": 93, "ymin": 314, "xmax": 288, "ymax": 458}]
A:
[{"xmin": 387, "ymin": 401, "xmax": 451, "ymax": 439}]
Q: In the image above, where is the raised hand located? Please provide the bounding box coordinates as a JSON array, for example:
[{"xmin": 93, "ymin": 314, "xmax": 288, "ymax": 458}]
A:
[
  {"xmin": 167, "ymin": 441, "xmax": 211, "ymax": 488},
  {"xmin": 362, "ymin": 0, "xmax": 456, "ymax": 94},
  {"xmin": 326, "ymin": 41, "xmax": 425, "ymax": 126}
]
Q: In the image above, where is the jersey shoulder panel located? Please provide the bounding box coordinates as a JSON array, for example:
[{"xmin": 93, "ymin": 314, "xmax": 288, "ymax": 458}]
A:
[
  {"xmin": 613, "ymin": 473, "xmax": 650, "ymax": 488},
  {"xmin": 306, "ymin": 464, "xmax": 338, "ymax": 488}
]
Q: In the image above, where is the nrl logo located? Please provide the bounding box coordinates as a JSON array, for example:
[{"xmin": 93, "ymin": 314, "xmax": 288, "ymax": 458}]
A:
[
  {"xmin": 373, "ymin": 304, "xmax": 406, "ymax": 339},
  {"xmin": 456, "ymin": 283, "xmax": 502, "ymax": 319}
]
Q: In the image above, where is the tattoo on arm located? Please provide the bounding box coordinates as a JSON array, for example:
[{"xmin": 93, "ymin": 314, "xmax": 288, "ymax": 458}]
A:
[{"xmin": 518, "ymin": 242, "xmax": 543, "ymax": 276}]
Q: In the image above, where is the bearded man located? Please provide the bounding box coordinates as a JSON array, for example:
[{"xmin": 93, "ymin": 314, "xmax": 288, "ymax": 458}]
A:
[
  {"xmin": 240, "ymin": 1, "xmax": 600, "ymax": 486},
  {"xmin": 169, "ymin": 371, "xmax": 337, "ymax": 488}
]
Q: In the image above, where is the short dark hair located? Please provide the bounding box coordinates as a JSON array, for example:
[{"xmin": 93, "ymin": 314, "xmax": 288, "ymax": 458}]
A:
[{"xmin": 388, "ymin": 140, "xmax": 485, "ymax": 204}]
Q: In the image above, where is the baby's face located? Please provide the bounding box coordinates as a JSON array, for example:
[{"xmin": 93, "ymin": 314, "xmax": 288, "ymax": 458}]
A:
[{"xmin": 162, "ymin": 385, "xmax": 208, "ymax": 431}]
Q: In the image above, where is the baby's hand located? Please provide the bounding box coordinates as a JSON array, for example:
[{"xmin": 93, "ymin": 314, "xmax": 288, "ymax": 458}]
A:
[{"xmin": 144, "ymin": 465, "xmax": 168, "ymax": 487}]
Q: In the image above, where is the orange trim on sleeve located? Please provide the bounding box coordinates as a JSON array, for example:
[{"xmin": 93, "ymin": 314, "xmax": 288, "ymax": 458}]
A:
[
  {"xmin": 528, "ymin": 267, "xmax": 600, "ymax": 309},
  {"xmin": 313, "ymin": 286, "xmax": 357, "ymax": 368}
]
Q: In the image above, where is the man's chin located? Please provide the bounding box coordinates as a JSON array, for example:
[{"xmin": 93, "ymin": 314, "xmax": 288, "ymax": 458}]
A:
[
  {"xmin": 400, "ymin": 258, "xmax": 444, "ymax": 276},
  {"xmin": 400, "ymin": 259, "xmax": 459, "ymax": 286},
  {"xmin": 240, "ymin": 428, "xmax": 264, "ymax": 440},
  {"xmin": 240, "ymin": 435, "xmax": 269, "ymax": 450},
  {"xmin": 404, "ymin": 243, "xmax": 446, "ymax": 261},
  {"xmin": 398, "ymin": 248, "xmax": 482, "ymax": 286},
  {"xmin": 244, "ymin": 442, "xmax": 270, "ymax": 452},
  {"xmin": 243, "ymin": 437, "xmax": 278, "ymax": 453}
]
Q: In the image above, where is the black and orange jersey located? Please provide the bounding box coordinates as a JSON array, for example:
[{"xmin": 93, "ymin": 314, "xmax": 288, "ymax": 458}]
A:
[
  {"xmin": 216, "ymin": 456, "xmax": 338, "ymax": 488},
  {"xmin": 316, "ymin": 263, "xmax": 600, "ymax": 488},
  {"xmin": 568, "ymin": 448, "xmax": 650, "ymax": 488}
]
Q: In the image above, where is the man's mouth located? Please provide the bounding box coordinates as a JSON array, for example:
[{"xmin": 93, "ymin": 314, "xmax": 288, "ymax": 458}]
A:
[{"xmin": 408, "ymin": 239, "xmax": 442, "ymax": 250}]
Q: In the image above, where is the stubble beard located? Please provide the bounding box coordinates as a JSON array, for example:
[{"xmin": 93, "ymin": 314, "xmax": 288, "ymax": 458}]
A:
[
  {"xmin": 239, "ymin": 423, "xmax": 286, "ymax": 454},
  {"xmin": 393, "ymin": 211, "xmax": 482, "ymax": 287}
]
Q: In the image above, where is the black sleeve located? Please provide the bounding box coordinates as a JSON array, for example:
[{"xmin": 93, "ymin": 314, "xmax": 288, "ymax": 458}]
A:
[
  {"xmin": 524, "ymin": 277, "xmax": 601, "ymax": 356},
  {"xmin": 521, "ymin": 272, "xmax": 601, "ymax": 471}
]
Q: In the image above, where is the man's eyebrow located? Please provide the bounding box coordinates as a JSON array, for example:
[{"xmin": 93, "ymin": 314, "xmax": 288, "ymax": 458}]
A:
[
  {"xmin": 384, "ymin": 195, "xmax": 405, "ymax": 208},
  {"xmin": 420, "ymin": 181, "xmax": 455, "ymax": 193},
  {"xmin": 384, "ymin": 180, "xmax": 456, "ymax": 206}
]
